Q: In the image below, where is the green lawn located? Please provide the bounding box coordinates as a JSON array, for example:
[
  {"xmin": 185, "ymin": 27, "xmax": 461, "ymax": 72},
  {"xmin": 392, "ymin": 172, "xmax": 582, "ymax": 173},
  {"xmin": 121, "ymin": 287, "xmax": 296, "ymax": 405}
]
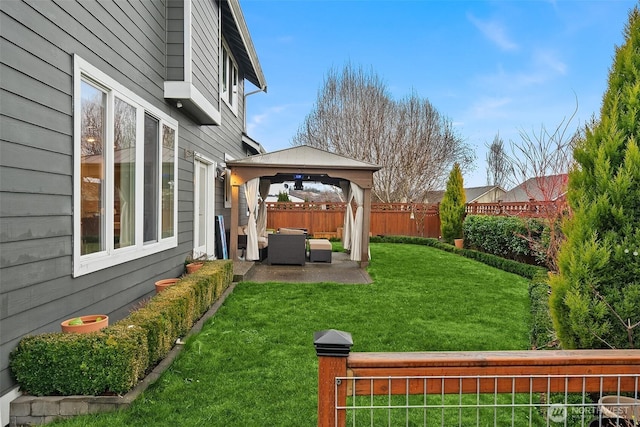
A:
[{"xmin": 51, "ymin": 243, "xmax": 532, "ymax": 426}]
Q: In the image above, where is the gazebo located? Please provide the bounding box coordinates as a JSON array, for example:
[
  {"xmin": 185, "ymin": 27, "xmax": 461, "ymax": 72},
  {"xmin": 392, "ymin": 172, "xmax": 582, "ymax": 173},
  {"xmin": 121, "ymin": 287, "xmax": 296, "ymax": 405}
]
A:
[{"xmin": 226, "ymin": 146, "xmax": 381, "ymax": 267}]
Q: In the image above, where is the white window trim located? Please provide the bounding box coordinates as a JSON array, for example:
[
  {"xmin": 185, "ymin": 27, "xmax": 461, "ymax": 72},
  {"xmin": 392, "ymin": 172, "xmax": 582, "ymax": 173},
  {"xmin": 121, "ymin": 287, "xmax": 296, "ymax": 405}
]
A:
[
  {"xmin": 73, "ymin": 54, "xmax": 178, "ymax": 277},
  {"xmin": 220, "ymin": 39, "xmax": 239, "ymax": 115}
]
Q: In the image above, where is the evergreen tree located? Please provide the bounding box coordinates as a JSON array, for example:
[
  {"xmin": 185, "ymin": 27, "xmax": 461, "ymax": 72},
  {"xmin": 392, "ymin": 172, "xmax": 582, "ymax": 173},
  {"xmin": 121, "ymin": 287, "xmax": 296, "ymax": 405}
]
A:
[
  {"xmin": 440, "ymin": 163, "xmax": 466, "ymax": 244},
  {"xmin": 550, "ymin": 6, "xmax": 640, "ymax": 349},
  {"xmin": 277, "ymin": 191, "xmax": 290, "ymax": 202}
]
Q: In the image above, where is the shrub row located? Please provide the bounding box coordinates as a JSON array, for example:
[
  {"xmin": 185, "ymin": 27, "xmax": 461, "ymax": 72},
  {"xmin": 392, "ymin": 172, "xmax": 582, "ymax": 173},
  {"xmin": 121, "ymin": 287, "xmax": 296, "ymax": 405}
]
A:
[
  {"xmin": 528, "ymin": 272, "xmax": 558, "ymax": 350},
  {"xmin": 9, "ymin": 260, "xmax": 233, "ymax": 396},
  {"xmin": 371, "ymin": 235, "xmax": 545, "ymax": 279},
  {"xmin": 463, "ymin": 215, "xmax": 545, "ymax": 264}
]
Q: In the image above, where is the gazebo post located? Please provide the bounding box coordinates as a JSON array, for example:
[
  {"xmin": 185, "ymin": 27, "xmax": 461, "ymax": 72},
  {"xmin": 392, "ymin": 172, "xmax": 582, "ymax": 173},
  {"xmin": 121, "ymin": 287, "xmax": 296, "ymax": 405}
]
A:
[{"xmin": 360, "ymin": 187, "xmax": 372, "ymax": 268}]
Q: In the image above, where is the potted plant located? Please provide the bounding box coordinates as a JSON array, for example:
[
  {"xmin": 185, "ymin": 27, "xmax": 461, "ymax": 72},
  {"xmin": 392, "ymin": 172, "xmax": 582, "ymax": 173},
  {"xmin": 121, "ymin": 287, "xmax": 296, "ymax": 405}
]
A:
[
  {"xmin": 185, "ymin": 253, "xmax": 206, "ymax": 274},
  {"xmin": 60, "ymin": 315, "xmax": 109, "ymax": 333},
  {"xmin": 155, "ymin": 278, "xmax": 180, "ymax": 294}
]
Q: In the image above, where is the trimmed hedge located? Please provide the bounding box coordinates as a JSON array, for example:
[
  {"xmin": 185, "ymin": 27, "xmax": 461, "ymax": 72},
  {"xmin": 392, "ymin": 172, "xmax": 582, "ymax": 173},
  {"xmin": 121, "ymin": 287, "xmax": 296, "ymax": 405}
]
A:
[
  {"xmin": 371, "ymin": 235, "xmax": 545, "ymax": 279},
  {"xmin": 9, "ymin": 260, "xmax": 233, "ymax": 396},
  {"xmin": 8, "ymin": 323, "xmax": 148, "ymax": 396},
  {"xmin": 463, "ymin": 215, "xmax": 545, "ymax": 264}
]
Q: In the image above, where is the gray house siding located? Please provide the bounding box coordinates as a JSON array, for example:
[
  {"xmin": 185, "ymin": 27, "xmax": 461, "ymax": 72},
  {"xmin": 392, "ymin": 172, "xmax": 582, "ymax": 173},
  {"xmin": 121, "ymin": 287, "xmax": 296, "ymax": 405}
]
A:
[
  {"xmin": 191, "ymin": 0, "xmax": 220, "ymax": 104},
  {"xmin": 0, "ymin": 0, "xmax": 257, "ymax": 405},
  {"xmin": 167, "ymin": 0, "xmax": 184, "ymax": 81}
]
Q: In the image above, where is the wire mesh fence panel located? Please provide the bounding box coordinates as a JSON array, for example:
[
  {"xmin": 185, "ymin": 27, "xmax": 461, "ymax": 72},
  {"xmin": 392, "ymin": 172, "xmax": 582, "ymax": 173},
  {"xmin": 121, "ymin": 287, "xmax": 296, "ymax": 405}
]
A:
[{"xmin": 336, "ymin": 375, "xmax": 640, "ymax": 427}]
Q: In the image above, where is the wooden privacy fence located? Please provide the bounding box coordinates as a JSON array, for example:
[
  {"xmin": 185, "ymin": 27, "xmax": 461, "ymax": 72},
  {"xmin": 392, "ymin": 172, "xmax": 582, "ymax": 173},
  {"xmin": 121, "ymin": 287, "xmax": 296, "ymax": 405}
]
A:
[
  {"xmin": 266, "ymin": 202, "xmax": 441, "ymax": 238},
  {"xmin": 266, "ymin": 200, "xmax": 565, "ymax": 240},
  {"xmin": 314, "ymin": 330, "xmax": 640, "ymax": 427}
]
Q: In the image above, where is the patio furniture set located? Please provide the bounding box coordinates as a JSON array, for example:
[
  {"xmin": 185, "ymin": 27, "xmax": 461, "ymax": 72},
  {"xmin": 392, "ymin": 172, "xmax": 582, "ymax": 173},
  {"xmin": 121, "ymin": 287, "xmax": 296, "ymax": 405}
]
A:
[
  {"xmin": 268, "ymin": 227, "xmax": 332, "ymax": 265},
  {"xmin": 238, "ymin": 226, "xmax": 332, "ymax": 265}
]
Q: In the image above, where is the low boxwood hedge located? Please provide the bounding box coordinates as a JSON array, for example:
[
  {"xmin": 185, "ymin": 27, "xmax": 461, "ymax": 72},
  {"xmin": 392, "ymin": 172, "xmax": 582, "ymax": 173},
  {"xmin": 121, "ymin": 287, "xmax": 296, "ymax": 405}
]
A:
[{"xmin": 9, "ymin": 260, "xmax": 233, "ymax": 396}]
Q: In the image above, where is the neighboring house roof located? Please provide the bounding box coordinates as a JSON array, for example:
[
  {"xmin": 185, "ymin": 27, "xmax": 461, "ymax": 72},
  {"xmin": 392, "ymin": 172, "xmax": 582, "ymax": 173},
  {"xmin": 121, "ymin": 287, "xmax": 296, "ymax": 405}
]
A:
[
  {"xmin": 221, "ymin": 0, "xmax": 267, "ymax": 91},
  {"xmin": 465, "ymin": 185, "xmax": 506, "ymax": 202},
  {"xmin": 501, "ymin": 174, "xmax": 568, "ymax": 202},
  {"xmin": 265, "ymin": 182, "xmax": 344, "ymax": 203},
  {"xmin": 424, "ymin": 190, "xmax": 445, "ymax": 204},
  {"xmin": 288, "ymin": 188, "xmax": 345, "ymax": 202},
  {"xmin": 424, "ymin": 185, "xmax": 506, "ymax": 204}
]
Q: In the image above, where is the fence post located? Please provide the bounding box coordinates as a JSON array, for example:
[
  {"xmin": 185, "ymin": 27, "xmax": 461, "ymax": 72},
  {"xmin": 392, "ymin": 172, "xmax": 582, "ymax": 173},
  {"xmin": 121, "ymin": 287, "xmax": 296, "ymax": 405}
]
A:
[{"xmin": 314, "ymin": 330, "xmax": 353, "ymax": 427}]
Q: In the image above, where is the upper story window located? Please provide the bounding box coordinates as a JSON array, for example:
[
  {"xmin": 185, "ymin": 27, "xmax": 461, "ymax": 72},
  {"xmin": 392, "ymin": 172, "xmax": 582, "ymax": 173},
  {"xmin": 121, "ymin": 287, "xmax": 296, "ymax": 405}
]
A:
[
  {"xmin": 74, "ymin": 55, "xmax": 178, "ymax": 277},
  {"xmin": 221, "ymin": 41, "xmax": 238, "ymax": 114}
]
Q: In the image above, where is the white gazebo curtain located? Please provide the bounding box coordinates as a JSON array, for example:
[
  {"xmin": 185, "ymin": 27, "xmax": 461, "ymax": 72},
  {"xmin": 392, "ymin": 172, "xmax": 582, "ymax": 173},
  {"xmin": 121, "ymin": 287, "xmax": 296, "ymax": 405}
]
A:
[
  {"xmin": 244, "ymin": 178, "xmax": 260, "ymax": 260},
  {"xmin": 256, "ymin": 179, "xmax": 270, "ymax": 238},
  {"xmin": 350, "ymin": 182, "xmax": 364, "ymax": 261},
  {"xmin": 341, "ymin": 181, "xmax": 353, "ymax": 251}
]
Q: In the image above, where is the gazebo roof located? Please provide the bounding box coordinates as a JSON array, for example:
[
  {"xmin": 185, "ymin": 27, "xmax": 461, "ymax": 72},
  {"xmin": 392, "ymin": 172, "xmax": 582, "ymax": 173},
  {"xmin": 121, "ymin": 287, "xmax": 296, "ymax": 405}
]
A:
[
  {"xmin": 227, "ymin": 145, "xmax": 381, "ymax": 188},
  {"xmin": 228, "ymin": 145, "xmax": 380, "ymax": 169}
]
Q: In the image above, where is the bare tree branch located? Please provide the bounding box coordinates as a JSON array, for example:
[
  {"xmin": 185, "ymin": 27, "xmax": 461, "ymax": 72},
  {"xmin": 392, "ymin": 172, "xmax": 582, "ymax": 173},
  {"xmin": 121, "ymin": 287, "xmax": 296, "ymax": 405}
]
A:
[{"xmin": 292, "ymin": 64, "xmax": 475, "ymax": 202}]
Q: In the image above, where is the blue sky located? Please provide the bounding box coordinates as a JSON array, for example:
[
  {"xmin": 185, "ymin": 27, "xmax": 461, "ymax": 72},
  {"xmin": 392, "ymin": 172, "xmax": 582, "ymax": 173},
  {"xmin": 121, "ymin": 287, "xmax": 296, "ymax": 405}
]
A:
[{"xmin": 241, "ymin": 0, "xmax": 637, "ymax": 189}]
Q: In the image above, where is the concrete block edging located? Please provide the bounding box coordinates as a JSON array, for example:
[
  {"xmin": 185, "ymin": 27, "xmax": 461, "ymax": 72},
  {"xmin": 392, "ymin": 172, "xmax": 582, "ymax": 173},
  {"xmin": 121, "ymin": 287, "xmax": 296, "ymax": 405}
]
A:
[{"xmin": 10, "ymin": 283, "xmax": 237, "ymax": 427}]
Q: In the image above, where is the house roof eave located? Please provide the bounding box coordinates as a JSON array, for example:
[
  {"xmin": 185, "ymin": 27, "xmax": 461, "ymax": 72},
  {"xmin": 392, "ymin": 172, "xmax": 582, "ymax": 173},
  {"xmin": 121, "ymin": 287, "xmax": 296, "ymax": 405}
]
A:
[{"xmin": 222, "ymin": 0, "xmax": 267, "ymax": 91}]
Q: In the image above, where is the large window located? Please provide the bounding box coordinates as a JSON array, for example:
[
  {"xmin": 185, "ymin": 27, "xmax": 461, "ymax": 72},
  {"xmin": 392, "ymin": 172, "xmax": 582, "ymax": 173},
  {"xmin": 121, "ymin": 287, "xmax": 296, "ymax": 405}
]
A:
[
  {"xmin": 221, "ymin": 41, "xmax": 238, "ymax": 113},
  {"xmin": 74, "ymin": 55, "xmax": 178, "ymax": 276}
]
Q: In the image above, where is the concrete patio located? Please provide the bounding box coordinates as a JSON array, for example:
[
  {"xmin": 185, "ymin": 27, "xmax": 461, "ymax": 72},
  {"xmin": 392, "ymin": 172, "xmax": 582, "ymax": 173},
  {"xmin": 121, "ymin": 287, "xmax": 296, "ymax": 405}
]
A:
[{"xmin": 233, "ymin": 251, "xmax": 372, "ymax": 284}]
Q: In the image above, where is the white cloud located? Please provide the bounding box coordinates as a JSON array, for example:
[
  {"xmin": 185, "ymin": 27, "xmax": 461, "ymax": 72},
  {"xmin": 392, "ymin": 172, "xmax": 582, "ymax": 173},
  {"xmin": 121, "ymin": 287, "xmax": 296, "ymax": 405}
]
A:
[
  {"xmin": 533, "ymin": 49, "xmax": 567, "ymax": 75},
  {"xmin": 475, "ymin": 50, "xmax": 567, "ymax": 93},
  {"xmin": 467, "ymin": 13, "xmax": 518, "ymax": 52},
  {"xmin": 469, "ymin": 96, "xmax": 512, "ymax": 119},
  {"xmin": 246, "ymin": 105, "xmax": 289, "ymax": 133}
]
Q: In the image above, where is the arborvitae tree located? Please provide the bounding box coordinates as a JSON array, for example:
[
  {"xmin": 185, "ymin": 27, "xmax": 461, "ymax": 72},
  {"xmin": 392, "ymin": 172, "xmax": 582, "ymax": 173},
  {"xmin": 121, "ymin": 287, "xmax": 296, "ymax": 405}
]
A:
[
  {"xmin": 440, "ymin": 163, "xmax": 466, "ymax": 244},
  {"xmin": 549, "ymin": 6, "xmax": 640, "ymax": 349}
]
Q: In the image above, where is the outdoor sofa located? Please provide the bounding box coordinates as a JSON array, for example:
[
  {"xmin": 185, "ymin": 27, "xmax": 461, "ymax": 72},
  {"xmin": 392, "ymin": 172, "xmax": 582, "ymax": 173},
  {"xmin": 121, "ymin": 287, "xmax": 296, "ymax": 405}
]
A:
[{"xmin": 267, "ymin": 228, "xmax": 306, "ymax": 265}]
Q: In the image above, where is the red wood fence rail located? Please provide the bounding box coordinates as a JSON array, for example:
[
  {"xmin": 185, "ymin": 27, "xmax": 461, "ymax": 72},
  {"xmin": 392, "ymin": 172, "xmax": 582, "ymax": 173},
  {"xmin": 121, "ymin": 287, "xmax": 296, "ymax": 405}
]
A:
[
  {"xmin": 314, "ymin": 330, "xmax": 640, "ymax": 427},
  {"xmin": 465, "ymin": 200, "xmax": 564, "ymax": 217}
]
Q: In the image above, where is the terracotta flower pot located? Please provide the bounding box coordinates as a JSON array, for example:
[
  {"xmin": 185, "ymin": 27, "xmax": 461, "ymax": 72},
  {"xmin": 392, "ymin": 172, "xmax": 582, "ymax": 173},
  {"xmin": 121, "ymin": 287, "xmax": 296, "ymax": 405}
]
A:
[
  {"xmin": 61, "ymin": 315, "xmax": 109, "ymax": 334},
  {"xmin": 155, "ymin": 278, "xmax": 180, "ymax": 294},
  {"xmin": 186, "ymin": 262, "xmax": 204, "ymax": 274},
  {"xmin": 454, "ymin": 238, "xmax": 464, "ymax": 249}
]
